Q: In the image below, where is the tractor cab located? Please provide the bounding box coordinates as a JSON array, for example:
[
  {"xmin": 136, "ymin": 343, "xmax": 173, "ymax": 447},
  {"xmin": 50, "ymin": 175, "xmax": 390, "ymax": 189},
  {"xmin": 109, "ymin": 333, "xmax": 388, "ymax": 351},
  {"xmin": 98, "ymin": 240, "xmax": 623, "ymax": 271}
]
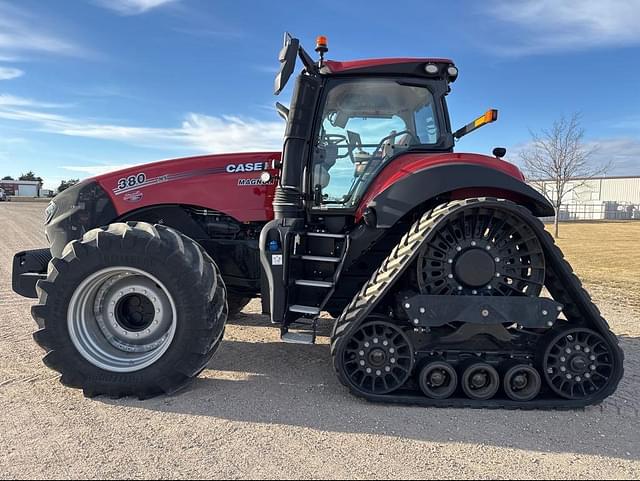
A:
[
  {"xmin": 272, "ymin": 34, "xmax": 460, "ymax": 218},
  {"xmin": 261, "ymin": 34, "xmax": 497, "ymax": 340},
  {"xmin": 309, "ymin": 75, "xmax": 448, "ymax": 210}
]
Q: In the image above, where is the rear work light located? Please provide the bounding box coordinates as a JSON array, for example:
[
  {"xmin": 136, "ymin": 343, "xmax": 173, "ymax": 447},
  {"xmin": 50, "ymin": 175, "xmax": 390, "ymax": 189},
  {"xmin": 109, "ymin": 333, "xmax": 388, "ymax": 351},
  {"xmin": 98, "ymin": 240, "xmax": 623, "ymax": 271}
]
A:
[{"xmin": 425, "ymin": 63, "xmax": 439, "ymax": 74}]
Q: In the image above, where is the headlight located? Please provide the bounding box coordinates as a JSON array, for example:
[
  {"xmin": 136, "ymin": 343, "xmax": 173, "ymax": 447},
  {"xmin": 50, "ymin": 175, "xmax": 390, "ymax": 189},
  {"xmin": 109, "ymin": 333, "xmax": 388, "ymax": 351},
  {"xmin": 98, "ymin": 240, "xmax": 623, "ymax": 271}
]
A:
[
  {"xmin": 260, "ymin": 171, "xmax": 273, "ymax": 184},
  {"xmin": 44, "ymin": 201, "xmax": 57, "ymax": 225}
]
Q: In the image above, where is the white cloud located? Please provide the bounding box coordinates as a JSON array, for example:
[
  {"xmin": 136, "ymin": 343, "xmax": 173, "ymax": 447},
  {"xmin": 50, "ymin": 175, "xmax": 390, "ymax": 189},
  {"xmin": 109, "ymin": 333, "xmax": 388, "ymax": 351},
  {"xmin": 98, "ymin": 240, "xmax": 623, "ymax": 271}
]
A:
[
  {"xmin": 0, "ymin": 93, "xmax": 69, "ymax": 109},
  {"xmin": 94, "ymin": 0, "xmax": 179, "ymax": 15},
  {"xmin": 0, "ymin": 67, "xmax": 23, "ymax": 80},
  {"xmin": 587, "ymin": 138, "xmax": 640, "ymax": 176},
  {"xmin": 487, "ymin": 0, "xmax": 640, "ymax": 55},
  {"xmin": 0, "ymin": 94, "xmax": 284, "ymax": 153},
  {"xmin": 180, "ymin": 114, "xmax": 284, "ymax": 152},
  {"xmin": 0, "ymin": 1, "xmax": 86, "ymax": 58}
]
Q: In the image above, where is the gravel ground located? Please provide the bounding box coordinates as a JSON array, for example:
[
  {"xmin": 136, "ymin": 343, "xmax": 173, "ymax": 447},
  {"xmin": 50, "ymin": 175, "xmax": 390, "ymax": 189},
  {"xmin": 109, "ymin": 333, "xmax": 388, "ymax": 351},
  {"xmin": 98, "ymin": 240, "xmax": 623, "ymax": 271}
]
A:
[{"xmin": 0, "ymin": 202, "xmax": 638, "ymax": 480}]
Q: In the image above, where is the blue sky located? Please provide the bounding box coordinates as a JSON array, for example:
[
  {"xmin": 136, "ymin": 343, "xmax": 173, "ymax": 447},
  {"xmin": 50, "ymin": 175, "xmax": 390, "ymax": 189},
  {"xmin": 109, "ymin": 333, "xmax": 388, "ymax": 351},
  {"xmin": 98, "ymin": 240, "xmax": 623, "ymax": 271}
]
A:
[{"xmin": 0, "ymin": 0, "xmax": 639, "ymax": 190}]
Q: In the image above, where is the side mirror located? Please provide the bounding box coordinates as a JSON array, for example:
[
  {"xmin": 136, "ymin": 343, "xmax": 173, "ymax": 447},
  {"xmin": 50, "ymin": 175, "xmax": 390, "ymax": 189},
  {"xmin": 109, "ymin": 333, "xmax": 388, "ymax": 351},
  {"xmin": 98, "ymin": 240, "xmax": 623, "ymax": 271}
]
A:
[
  {"xmin": 275, "ymin": 102, "xmax": 289, "ymax": 122},
  {"xmin": 274, "ymin": 33, "xmax": 299, "ymax": 95}
]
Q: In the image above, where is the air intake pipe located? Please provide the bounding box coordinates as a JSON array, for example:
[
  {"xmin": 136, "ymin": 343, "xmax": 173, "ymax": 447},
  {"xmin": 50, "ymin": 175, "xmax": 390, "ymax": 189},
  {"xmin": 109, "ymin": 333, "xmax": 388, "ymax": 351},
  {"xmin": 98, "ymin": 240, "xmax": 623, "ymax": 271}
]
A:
[{"xmin": 273, "ymin": 73, "xmax": 321, "ymax": 219}]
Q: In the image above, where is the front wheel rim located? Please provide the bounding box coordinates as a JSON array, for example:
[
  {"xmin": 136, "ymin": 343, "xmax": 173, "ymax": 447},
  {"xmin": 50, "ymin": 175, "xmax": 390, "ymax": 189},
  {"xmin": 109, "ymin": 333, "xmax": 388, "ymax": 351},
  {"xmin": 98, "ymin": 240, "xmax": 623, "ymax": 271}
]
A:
[{"xmin": 68, "ymin": 267, "xmax": 177, "ymax": 373}]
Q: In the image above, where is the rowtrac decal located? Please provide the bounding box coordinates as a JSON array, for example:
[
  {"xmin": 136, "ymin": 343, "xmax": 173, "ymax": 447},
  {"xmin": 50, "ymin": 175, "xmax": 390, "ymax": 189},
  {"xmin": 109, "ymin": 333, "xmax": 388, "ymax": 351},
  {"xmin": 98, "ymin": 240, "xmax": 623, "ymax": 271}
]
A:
[{"xmin": 112, "ymin": 161, "xmax": 274, "ymax": 196}]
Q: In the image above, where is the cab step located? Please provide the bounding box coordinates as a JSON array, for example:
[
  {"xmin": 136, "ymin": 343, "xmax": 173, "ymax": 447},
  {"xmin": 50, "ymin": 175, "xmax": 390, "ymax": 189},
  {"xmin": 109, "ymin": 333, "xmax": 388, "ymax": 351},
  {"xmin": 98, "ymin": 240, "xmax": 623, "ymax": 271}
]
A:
[
  {"xmin": 294, "ymin": 279, "xmax": 334, "ymax": 288},
  {"xmin": 295, "ymin": 255, "xmax": 341, "ymax": 263},
  {"xmin": 305, "ymin": 232, "xmax": 348, "ymax": 239},
  {"xmin": 288, "ymin": 305, "xmax": 321, "ymax": 316},
  {"xmin": 281, "ymin": 331, "xmax": 315, "ymax": 345}
]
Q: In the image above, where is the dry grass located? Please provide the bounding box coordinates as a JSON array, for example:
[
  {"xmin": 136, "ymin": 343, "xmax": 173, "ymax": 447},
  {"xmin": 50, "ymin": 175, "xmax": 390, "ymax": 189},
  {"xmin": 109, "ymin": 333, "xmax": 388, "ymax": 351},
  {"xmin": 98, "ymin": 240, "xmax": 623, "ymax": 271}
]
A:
[{"xmin": 549, "ymin": 221, "xmax": 640, "ymax": 317}]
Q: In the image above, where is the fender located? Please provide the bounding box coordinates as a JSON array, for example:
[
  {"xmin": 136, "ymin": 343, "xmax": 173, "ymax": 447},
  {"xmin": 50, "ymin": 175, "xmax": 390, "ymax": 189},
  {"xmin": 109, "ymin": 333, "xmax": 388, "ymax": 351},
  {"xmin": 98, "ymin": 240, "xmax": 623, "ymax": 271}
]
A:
[
  {"xmin": 358, "ymin": 161, "xmax": 554, "ymax": 228},
  {"xmin": 117, "ymin": 204, "xmax": 208, "ymax": 240}
]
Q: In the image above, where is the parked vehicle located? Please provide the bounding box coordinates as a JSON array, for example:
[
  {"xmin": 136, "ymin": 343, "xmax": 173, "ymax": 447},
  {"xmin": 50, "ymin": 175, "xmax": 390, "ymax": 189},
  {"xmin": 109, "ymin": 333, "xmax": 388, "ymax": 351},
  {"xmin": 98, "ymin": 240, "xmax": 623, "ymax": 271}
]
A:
[{"xmin": 12, "ymin": 34, "xmax": 623, "ymax": 408}]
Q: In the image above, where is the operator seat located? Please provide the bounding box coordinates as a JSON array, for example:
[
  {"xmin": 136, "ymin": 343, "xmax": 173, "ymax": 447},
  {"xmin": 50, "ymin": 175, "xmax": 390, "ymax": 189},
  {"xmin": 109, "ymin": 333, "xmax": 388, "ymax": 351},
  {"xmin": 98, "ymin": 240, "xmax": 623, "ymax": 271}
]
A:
[
  {"xmin": 380, "ymin": 130, "xmax": 415, "ymax": 158},
  {"xmin": 313, "ymin": 142, "xmax": 338, "ymax": 189},
  {"xmin": 395, "ymin": 133, "xmax": 414, "ymax": 149},
  {"xmin": 386, "ymin": 132, "xmax": 414, "ymax": 157}
]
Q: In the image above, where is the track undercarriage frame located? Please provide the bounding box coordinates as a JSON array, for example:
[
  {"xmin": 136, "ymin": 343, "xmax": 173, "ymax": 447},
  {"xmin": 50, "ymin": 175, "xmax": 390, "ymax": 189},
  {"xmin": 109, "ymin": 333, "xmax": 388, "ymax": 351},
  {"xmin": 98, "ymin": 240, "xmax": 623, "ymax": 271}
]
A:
[{"xmin": 330, "ymin": 198, "xmax": 624, "ymax": 408}]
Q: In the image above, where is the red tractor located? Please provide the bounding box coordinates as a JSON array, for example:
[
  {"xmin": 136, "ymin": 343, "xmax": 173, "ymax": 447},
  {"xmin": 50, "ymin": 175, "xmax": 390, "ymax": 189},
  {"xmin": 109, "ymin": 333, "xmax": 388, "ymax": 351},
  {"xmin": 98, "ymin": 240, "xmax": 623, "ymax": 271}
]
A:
[{"xmin": 13, "ymin": 34, "xmax": 623, "ymax": 407}]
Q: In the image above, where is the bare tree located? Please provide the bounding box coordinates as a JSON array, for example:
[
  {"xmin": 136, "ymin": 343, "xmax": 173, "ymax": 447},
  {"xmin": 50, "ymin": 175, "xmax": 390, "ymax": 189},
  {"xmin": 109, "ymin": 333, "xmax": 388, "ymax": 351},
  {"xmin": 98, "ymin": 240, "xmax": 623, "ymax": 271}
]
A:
[{"xmin": 519, "ymin": 113, "xmax": 608, "ymax": 237}]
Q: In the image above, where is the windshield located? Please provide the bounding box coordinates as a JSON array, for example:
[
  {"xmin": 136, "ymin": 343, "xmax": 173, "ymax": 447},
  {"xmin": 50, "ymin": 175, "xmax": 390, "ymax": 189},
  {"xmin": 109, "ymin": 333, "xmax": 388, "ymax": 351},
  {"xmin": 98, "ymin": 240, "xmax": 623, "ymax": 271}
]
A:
[{"xmin": 311, "ymin": 78, "xmax": 439, "ymax": 207}]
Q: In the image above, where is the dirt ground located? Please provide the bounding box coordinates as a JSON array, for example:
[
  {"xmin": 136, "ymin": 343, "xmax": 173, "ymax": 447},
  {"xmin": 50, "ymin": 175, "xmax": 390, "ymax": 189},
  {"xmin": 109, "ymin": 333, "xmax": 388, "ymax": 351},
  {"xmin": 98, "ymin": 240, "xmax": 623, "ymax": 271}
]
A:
[{"xmin": 0, "ymin": 202, "xmax": 638, "ymax": 480}]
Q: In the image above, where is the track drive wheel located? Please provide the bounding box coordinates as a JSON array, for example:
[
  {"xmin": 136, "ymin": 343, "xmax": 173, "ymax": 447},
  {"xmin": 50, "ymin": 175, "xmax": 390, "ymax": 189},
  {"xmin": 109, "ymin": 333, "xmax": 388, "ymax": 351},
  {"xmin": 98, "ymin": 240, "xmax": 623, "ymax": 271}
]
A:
[
  {"xmin": 416, "ymin": 204, "xmax": 545, "ymax": 297},
  {"xmin": 338, "ymin": 319, "xmax": 414, "ymax": 396}
]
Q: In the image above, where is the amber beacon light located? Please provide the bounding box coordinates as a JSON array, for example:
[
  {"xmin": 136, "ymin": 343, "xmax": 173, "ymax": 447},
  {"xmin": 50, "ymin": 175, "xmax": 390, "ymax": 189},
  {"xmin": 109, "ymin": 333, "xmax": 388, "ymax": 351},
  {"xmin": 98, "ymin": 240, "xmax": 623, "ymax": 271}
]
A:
[{"xmin": 315, "ymin": 35, "xmax": 328, "ymax": 54}]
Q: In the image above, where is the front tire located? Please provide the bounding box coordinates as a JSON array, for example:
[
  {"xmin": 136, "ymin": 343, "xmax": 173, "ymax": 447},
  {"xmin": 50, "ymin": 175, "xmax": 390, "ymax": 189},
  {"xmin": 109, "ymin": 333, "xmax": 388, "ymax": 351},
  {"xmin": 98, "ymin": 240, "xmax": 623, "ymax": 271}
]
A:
[{"xmin": 31, "ymin": 222, "xmax": 227, "ymax": 399}]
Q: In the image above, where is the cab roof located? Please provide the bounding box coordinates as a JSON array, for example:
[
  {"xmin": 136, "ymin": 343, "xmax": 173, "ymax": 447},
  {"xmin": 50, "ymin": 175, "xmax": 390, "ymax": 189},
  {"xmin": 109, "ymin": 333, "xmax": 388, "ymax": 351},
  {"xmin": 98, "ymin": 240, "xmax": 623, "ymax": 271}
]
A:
[{"xmin": 322, "ymin": 58, "xmax": 455, "ymax": 75}]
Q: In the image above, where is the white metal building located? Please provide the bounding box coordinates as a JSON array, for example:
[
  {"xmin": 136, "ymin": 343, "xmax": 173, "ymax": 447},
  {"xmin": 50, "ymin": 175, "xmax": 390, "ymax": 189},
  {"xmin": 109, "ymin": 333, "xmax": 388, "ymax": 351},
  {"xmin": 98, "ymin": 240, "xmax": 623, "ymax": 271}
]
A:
[
  {"xmin": 0, "ymin": 180, "xmax": 42, "ymax": 197},
  {"xmin": 532, "ymin": 176, "xmax": 640, "ymax": 220}
]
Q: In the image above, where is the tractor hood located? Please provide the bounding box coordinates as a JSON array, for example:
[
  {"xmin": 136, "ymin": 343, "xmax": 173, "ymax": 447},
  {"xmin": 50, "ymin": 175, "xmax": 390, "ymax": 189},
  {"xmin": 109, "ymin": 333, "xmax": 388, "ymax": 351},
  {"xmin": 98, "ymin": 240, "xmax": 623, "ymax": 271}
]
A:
[{"xmin": 93, "ymin": 152, "xmax": 281, "ymax": 222}]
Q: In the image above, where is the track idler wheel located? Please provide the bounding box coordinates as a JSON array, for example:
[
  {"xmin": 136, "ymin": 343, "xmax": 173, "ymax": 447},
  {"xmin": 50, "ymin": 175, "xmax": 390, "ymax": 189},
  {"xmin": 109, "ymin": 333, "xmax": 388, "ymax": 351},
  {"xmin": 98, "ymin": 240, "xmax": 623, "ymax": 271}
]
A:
[
  {"xmin": 418, "ymin": 361, "xmax": 458, "ymax": 399},
  {"xmin": 340, "ymin": 319, "xmax": 414, "ymax": 396},
  {"xmin": 543, "ymin": 328, "xmax": 615, "ymax": 400},
  {"xmin": 461, "ymin": 362, "xmax": 500, "ymax": 400},
  {"xmin": 503, "ymin": 364, "xmax": 541, "ymax": 402}
]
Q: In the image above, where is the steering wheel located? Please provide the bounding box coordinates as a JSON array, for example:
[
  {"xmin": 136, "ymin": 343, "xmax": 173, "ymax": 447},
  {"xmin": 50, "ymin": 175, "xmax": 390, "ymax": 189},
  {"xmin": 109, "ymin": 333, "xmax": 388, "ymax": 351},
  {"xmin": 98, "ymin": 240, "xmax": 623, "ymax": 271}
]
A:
[
  {"xmin": 324, "ymin": 134, "xmax": 354, "ymax": 160},
  {"xmin": 372, "ymin": 130, "xmax": 420, "ymax": 158}
]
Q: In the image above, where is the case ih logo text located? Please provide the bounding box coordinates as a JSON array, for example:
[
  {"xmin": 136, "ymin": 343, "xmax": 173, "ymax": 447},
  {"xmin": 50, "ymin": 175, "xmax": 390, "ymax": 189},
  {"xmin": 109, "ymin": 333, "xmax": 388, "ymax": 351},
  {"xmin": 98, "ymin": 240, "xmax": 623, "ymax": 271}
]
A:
[{"xmin": 226, "ymin": 162, "xmax": 269, "ymax": 173}]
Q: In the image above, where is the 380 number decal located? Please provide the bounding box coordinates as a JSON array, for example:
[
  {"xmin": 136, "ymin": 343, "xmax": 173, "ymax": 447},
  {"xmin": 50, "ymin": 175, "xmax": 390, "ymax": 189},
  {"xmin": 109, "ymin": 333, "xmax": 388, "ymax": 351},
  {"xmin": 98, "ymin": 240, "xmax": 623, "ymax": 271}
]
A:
[{"xmin": 117, "ymin": 173, "xmax": 146, "ymax": 190}]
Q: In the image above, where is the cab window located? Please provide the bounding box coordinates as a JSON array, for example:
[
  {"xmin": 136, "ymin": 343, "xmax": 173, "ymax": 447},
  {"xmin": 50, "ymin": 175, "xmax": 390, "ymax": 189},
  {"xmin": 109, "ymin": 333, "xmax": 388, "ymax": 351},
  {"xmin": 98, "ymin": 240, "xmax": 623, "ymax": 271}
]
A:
[{"xmin": 311, "ymin": 78, "xmax": 439, "ymax": 208}]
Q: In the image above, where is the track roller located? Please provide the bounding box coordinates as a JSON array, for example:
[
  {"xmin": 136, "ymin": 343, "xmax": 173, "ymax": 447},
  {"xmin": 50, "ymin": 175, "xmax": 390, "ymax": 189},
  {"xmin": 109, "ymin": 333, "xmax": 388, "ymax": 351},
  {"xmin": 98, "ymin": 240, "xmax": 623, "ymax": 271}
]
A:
[
  {"xmin": 503, "ymin": 364, "xmax": 541, "ymax": 402},
  {"xmin": 461, "ymin": 362, "xmax": 500, "ymax": 400},
  {"xmin": 418, "ymin": 361, "xmax": 458, "ymax": 399}
]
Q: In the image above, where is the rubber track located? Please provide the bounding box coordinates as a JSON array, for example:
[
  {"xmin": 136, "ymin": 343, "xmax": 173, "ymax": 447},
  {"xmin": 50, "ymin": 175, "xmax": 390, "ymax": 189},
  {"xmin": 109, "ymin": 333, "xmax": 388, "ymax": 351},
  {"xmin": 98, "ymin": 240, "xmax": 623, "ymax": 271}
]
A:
[{"xmin": 330, "ymin": 198, "xmax": 624, "ymax": 409}]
